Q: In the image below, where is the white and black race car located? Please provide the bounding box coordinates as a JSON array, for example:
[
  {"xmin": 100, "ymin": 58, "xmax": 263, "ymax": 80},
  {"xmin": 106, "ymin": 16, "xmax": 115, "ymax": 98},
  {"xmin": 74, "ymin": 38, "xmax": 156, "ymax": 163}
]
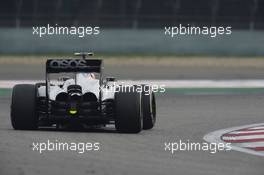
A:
[{"xmin": 10, "ymin": 53, "xmax": 156, "ymax": 133}]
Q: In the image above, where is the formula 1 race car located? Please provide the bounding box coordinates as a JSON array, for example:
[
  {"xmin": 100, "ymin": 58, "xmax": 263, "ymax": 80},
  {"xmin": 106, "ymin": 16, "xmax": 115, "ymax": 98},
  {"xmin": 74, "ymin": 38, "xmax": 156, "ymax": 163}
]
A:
[{"xmin": 10, "ymin": 53, "xmax": 156, "ymax": 133}]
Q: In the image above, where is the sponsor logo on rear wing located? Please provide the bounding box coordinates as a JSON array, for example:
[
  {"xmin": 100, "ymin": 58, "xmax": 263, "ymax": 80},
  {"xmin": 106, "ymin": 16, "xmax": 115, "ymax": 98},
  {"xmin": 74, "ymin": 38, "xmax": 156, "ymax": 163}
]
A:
[{"xmin": 46, "ymin": 59, "xmax": 102, "ymax": 73}]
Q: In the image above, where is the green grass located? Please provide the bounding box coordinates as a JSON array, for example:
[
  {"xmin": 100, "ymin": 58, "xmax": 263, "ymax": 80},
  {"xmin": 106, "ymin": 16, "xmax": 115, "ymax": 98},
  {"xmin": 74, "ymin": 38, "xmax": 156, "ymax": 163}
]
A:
[
  {"xmin": 1, "ymin": 88, "xmax": 264, "ymax": 97},
  {"xmin": 0, "ymin": 53, "xmax": 264, "ymax": 59},
  {"xmin": 163, "ymin": 88, "xmax": 264, "ymax": 95},
  {"xmin": 0, "ymin": 88, "xmax": 12, "ymax": 96}
]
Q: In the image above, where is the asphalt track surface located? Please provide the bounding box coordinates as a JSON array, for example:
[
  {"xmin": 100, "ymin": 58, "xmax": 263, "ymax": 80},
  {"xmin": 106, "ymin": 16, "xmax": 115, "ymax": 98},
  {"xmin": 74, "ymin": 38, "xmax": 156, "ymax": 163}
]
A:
[
  {"xmin": 0, "ymin": 64, "xmax": 264, "ymax": 175},
  {"xmin": 1, "ymin": 63, "xmax": 264, "ymax": 80}
]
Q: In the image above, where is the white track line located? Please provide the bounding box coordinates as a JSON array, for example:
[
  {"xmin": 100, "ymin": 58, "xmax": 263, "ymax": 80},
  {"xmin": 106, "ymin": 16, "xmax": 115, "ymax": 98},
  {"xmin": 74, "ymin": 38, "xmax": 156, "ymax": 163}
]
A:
[
  {"xmin": 222, "ymin": 135, "xmax": 264, "ymax": 140},
  {"xmin": 2, "ymin": 80, "xmax": 264, "ymax": 88},
  {"xmin": 203, "ymin": 123, "xmax": 264, "ymax": 157},
  {"xmin": 231, "ymin": 130, "xmax": 264, "ymax": 134},
  {"xmin": 239, "ymin": 142, "xmax": 264, "ymax": 148},
  {"xmin": 247, "ymin": 126, "xmax": 264, "ymax": 130}
]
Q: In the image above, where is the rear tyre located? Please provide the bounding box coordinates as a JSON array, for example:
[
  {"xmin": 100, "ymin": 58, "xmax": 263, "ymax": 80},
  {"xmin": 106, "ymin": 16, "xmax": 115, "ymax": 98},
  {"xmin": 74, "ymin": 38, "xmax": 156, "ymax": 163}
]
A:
[
  {"xmin": 35, "ymin": 82, "xmax": 46, "ymax": 87},
  {"xmin": 140, "ymin": 85, "xmax": 156, "ymax": 130},
  {"xmin": 11, "ymin": 84, "xmax": 38, "ymax": 130},
  {"xmin": 115, "ymin": 87, "xmax": 142, "ymax": 133}
]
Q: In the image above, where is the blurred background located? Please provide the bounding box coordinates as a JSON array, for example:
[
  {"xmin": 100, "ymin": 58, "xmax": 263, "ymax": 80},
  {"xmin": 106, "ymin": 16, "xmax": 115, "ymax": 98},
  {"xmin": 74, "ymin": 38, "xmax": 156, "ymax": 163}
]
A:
[
  {"xmin": 1, "ymin": 0, "xmax": 264, "ymax": 80},
  {"xmin": 2, "ymin": 0, "xmax": 264, "ymax": 29},
  {"xmin": 0, "ymin": 0, "xmax": 264, "ymax": 55}
]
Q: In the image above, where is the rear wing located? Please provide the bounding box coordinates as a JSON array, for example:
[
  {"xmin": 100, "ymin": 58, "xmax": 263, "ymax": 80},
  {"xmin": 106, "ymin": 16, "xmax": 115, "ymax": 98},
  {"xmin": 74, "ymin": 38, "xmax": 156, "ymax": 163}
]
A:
[
  {"xmin": 46, "ymin": 59, "xmax": 102, "ymax": 73},
  {"xmin": 45, "ymin": 59, "xmax": 103, "ymax": 101}
]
